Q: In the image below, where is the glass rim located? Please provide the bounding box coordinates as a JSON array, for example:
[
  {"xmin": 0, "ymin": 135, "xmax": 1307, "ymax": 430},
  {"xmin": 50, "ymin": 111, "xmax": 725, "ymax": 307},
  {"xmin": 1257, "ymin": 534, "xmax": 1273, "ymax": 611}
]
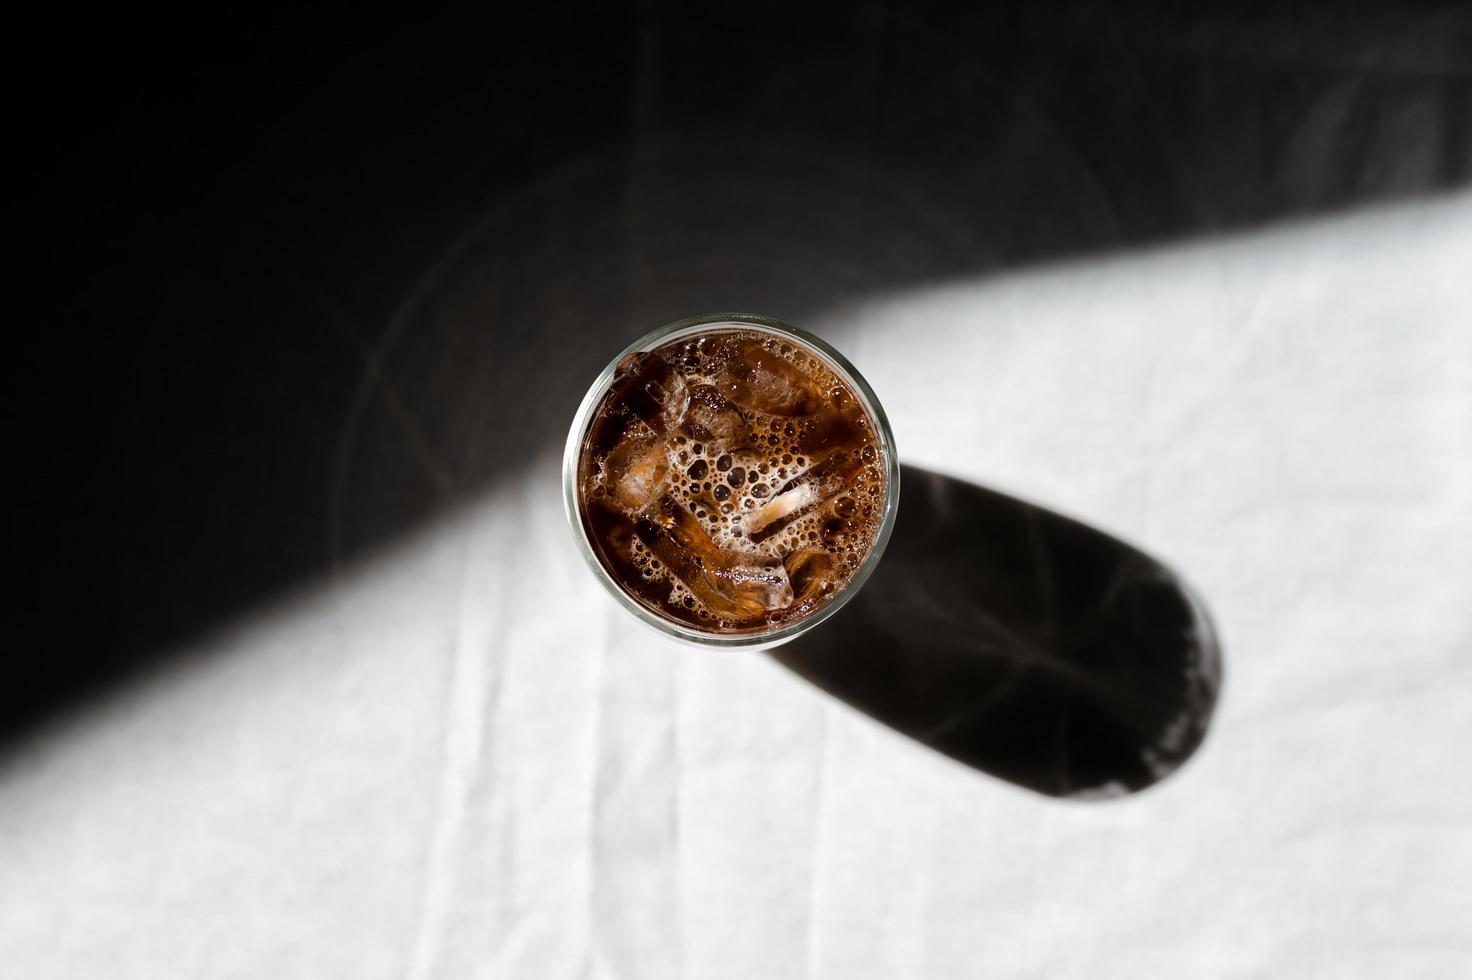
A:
[{"xmin": 562, "ymin": 311, "xmax": 901, "ymax": 650}]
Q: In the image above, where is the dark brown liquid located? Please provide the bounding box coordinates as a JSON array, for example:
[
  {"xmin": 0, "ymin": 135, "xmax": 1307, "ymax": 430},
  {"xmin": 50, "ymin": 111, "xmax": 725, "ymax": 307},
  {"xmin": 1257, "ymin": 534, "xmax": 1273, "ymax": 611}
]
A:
[{"xmin": 577, "ymin": 328, "xmax": 888, "ymax": 634}]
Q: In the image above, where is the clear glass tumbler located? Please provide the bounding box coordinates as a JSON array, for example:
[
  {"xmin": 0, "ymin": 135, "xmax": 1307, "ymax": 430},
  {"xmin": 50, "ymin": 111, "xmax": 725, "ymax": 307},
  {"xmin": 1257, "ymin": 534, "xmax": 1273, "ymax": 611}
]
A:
[{"xmin": 563, "ymin": 312, "xmax": 899, "ymax": 649}]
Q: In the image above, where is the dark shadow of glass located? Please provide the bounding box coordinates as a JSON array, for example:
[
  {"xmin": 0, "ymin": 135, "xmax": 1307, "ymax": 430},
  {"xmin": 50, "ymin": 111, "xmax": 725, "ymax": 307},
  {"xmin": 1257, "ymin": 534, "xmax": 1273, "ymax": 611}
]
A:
[{"xmin": 770, "ymin": 465, "xmax": 1222, "ymax": 798}]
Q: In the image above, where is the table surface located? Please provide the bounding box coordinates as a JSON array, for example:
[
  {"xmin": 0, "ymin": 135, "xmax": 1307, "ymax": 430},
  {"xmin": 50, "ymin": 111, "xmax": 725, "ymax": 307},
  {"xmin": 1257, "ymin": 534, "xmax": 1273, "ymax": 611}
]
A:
[{"xmin": 9, "ymin": 5, "xmax": 1471, "ymax": 977}]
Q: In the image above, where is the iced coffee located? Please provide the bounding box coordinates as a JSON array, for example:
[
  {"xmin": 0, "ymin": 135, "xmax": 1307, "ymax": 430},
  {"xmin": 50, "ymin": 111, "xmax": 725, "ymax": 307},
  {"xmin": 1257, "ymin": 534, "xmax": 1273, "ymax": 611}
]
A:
[{"xmin": 573, "ymin": 323, "xmax": 891, "ymax": 636}]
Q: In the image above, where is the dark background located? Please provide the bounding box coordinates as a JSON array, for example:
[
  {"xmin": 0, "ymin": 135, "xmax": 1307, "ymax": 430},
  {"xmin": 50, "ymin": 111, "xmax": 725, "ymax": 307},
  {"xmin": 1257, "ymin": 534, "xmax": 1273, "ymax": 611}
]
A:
[{"xmin": 23, "ymin": 1, "xmax": 1470, "ymax": 739}]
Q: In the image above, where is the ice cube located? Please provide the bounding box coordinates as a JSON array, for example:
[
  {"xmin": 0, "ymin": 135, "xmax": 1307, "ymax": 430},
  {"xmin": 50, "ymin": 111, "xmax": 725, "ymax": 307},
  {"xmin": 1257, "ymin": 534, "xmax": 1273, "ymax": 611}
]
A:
[
  {"xmin": 584, "ymin": 352, "xmax": 685, "ymax": 461},
  {"xmin": 783, "ymin": 547, "xmax": 835, "ymax": 603},
  {"xmin": 794, "ymin": 404, "xmax": 860, "ymax": 454},
  {"xmin": 636, "ymin": 498, "xmax": 793, "ymax": 619},
  {"xmin": 744, "ymin": 450, "xmax": 861, "ymax": 542},
  {"xmin": 609, "ymin": 352, "xmax": 681, "ymax": 432},
  {"xmin": 716, "ymin": 339, "xmax": 821, "ymax": 416},
  {"xmin": 744, "ymin": 483, "xmax": 818, "ymax": 537},
  {"xmin": 603, "ymin": 432, "xmax": 670, "ymax": 513},
  {"xmin": 672, "ymin": 383, "xmax": 748, "ymax": 450},
  {"xmin": 782, "ymin": 449, "xmax": 861, "ymax": 499},
  {"xmin": 703, "ymin": 558, "xmax": 795, "ymax": 618}
]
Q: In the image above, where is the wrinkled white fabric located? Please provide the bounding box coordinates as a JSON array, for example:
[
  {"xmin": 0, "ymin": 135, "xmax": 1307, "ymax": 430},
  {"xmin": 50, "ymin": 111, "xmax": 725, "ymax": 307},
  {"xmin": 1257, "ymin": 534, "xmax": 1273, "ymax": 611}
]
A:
[{"xmin": 3, "ymin": 196, "xmax": 1469, "ymax": 978}]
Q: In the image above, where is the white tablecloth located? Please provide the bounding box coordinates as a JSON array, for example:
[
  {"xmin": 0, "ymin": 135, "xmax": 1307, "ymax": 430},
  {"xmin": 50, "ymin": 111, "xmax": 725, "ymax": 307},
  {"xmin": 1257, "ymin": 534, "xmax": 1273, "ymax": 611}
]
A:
[{"xmin": 4, "ymin": 195, "xmax": 1469, "ymax": 978}]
